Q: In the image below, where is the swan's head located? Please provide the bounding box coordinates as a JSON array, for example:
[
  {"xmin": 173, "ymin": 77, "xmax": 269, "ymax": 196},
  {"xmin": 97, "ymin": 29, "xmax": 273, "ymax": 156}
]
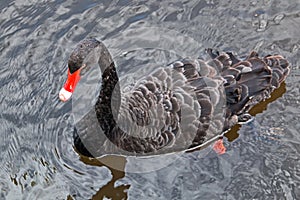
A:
[{"xmin": 59, "ymin": 38, "xmax": 101, "ymax": 102}]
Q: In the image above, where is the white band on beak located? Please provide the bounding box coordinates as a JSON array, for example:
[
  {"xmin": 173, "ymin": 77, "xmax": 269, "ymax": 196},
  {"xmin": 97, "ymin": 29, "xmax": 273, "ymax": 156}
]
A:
[{"xmin": 59, "ymin": 88, "xmax": 72, "ymax": 102}]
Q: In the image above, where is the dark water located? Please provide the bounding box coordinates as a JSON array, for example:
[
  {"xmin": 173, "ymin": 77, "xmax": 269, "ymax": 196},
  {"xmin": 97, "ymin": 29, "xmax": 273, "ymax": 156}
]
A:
[{"xmin": 1, "ymin": 0, "xmax": 300, "ymax": 199}]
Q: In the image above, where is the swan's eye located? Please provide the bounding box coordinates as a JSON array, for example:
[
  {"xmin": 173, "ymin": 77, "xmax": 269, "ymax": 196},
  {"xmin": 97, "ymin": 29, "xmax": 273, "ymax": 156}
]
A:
[{"xmin": 80, "ymin": 64, "xmax": 89, "ymax": 75}]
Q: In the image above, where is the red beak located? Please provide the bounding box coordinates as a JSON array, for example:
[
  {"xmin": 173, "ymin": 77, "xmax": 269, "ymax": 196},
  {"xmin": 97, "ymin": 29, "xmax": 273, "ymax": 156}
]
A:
[{"xmin": 59, "ymin": 69, "xmax": 81, "ymax": 102}]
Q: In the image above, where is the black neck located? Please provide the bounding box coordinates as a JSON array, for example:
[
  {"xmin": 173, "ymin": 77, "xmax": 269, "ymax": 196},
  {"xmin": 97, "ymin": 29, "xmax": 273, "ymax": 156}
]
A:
[
  {"xmin": 94, "ymin": 42, "xmax": 121, "ymax": 141},
  {"xmin": 95, "ymin": 62, "xmax": 120, "ymax": 132},
  {"xmin": 94, "ymin": 42, "xmax": 163, "ymax": 154}
]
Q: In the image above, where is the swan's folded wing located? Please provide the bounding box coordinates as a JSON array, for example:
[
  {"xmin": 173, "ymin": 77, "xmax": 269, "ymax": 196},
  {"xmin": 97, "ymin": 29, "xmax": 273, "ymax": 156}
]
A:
[
  {"xmin": 114, "ymin": 58, "xmax": 227, "ymax": 154},
  {"xmin": 209, "ymin": 51, "xmax": 290, "ymax": 129}
]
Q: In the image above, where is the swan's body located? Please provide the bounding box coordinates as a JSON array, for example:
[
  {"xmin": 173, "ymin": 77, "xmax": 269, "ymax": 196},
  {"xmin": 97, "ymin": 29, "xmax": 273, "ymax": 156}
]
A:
[{"xmin": 59, "ymin": 38, "xmax": 290, "ymax": 157}]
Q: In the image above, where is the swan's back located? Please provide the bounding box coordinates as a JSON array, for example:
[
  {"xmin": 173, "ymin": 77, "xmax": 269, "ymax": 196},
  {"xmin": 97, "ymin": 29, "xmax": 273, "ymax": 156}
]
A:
[
  {"xmin": 112, "ymin": 50, "xmax": 290, "ymax": 155},
  {"xmin": 116, "ymin": 58, "xmax": 226, "ymax": 154}
]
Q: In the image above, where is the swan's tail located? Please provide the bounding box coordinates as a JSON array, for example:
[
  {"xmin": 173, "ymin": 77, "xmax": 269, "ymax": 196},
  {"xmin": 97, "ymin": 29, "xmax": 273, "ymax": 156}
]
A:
[
  {"xmin": 263, "ymin": 54, "xmax": 290, "ymax": 88},
  {"xmin": 207, "ymin": 49, "xmax": 290, "ymax": 129}
]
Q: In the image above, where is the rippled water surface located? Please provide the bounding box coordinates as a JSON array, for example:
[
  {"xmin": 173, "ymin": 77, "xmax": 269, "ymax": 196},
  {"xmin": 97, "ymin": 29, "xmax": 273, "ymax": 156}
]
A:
[{"xmin": 1, "ymin": 0, "xmax": 300, "ymax": 199}]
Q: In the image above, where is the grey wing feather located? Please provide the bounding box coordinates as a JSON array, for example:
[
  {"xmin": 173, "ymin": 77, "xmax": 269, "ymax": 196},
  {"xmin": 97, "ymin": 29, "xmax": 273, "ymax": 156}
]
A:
[{"xmin": 117, "ymin": 57, "xmax": 226, "ymax": 153}]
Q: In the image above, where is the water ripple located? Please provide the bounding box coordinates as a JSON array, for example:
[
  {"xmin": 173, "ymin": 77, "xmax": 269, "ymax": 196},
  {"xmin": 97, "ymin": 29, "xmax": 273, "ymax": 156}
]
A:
[{"xmin": 0, "ymin": 0, "xmax": 299, "ymax": 199}]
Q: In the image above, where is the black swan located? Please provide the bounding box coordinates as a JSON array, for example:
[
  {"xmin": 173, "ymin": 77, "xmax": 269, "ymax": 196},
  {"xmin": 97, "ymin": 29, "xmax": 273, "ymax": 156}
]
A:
[{"xmin": 59, "ymin": 38, "xmax": 290, "ymax": 157}]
